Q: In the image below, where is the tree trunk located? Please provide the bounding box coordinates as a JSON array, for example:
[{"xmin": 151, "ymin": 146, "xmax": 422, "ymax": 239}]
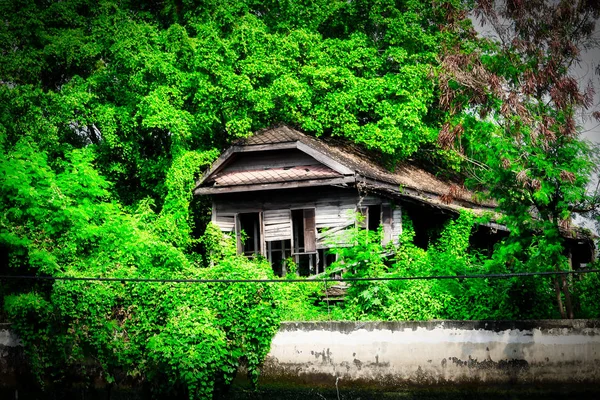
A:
[
  {"xmin": 553, "ymin": 278, "xmax": 566, "ymax": 319},
  {"xmin": 561, "ymin": 274, "xmax": 574, "ymax": 319}
]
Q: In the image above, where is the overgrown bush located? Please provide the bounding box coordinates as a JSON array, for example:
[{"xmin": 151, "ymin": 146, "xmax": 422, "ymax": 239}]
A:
[
  {"xmin": 1, "ymin": 139, "xmax": 281, "ymax": 399},
  {"xmin": 307, "ymin": 210, "xmax": 581, "ymax": 322},
  {"xmin": 5, "ymin": 232, "xmax": 281, "ymax": 399}
]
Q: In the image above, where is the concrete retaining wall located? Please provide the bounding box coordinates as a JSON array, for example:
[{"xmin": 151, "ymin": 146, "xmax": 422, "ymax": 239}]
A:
[
  {"xmin": 0, "ymin": 323, "xmax": 25, "ymax": 389},
  {"xmin": 262, "ymin": 320, "xmax": 600, "ymax": 387},
  {"xmin": 2, "ymin": 320, "xmax": 600, "ymax": 390}
]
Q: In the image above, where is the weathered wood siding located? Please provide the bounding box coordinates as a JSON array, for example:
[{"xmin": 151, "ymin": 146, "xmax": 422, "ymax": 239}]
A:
[
  {"xmin": 315, "ymin": 203, "xmax": 355, "ymax": 229},
  {"xmin": 381, "ymin": 204, "xmax": 392, "ymax": 245},
  {"xmin": 213, "ymin": 187, "xmax": 400, "ymax": 248},
  {"xmin": 264, "ymin": 209, "xmax": 292, "ymax": 241},
  {"xmin": 221, "ymin": 149, "xmax": 319, "ymax": 173},
  {"xmin": 392, "ymin": 207, "xmax": 402, "ymax": 244},
  {"xmin": 303, "ymin": 209, "xmax": 316, "ymax": 252},
  {"xmin": 215, "ymin": 214, "xmax": 235, "ymax": 232}
]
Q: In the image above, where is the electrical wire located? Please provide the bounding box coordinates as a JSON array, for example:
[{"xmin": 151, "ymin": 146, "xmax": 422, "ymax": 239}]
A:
[{"xmin": 0, "ymin": 269, "xmax": 599, "ymax": 284}]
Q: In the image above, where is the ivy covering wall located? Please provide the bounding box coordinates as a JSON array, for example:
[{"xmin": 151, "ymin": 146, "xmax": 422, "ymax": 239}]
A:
[{"xmin": 1, "ymin": 0, "xmax": 599, "ymax": 398}]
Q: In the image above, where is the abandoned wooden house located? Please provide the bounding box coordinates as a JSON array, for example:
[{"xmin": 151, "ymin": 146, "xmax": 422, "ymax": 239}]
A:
[{"xmin": 194, "ymin": 125, "xmax": 595, "ymax": 276}]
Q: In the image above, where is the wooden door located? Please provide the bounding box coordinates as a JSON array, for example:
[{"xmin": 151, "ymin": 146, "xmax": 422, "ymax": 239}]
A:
[{"xmin": 303, "ymin": 208, "xmax": 316, "ymax": 252}]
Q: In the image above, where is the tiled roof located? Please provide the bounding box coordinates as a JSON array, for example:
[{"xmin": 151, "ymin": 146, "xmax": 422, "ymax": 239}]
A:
[
  {"xmin": 196, "ymin": 126, "xmax": 595, "ymax": 242},
  {"xmin": 196, "ymin": 125, "xmax": 497, "ymax": 209},
  {"xmin": 233, "ymin": 126, "xmax": 494, "ymax": 207},
  {"xmin": 240, "ymin": 126, "xmax": 300, "ymax": 145},
  {"xmin": 214, "ymin": 165, "xmax": 341, "ymax": 186}
]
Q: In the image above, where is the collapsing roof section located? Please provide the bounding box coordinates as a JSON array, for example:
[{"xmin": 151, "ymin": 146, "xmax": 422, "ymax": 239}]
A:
[{"xmin": 194, "ymin": 125, "xmax": 495, "ymax": 215}]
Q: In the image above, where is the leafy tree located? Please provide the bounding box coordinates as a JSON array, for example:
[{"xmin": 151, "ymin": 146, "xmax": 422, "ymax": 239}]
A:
[
  {"xmin": 1, "ymin": 0, "xmax": 473, "ymax": 208},
  {"xmin": 3, "ymin": 0, "xmax": 600, "ymax": 395},
  {"xmin": 439, "ymin": 0, "xmax": 600, "ymax": 318},
  {"xmin": 0, "ymin": 0, "xmax": 477, "ymax": 394},
  {"xmin": 0, "ymin": 136, "xmax": 281, "ymax": 397}
]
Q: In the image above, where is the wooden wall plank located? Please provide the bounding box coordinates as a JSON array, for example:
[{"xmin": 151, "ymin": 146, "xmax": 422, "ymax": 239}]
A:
[
  {"xmin": 304, "ymin": 209, "xmax": 316, "ymax": 252},
  {"xmin": 213, "ymin": 187, "xmax": 394, "ymax": 248},
  {"xmin": 392, "ymin": 207, "xmax": 402, "ymax": 245},
  {"xmin": 264, "ymin": 209, "xmax": 292, "ymax": 241},
  {"xmin": 215, "ymin": 215, "xmax": 235, "ymax": 232},
  {"xmin": 382, "ymin": 204, "xmax": 392, "ymax": 245},
  {"xmin": 222, "ymin": 149, "xmax": 319, "ymax": 172}
]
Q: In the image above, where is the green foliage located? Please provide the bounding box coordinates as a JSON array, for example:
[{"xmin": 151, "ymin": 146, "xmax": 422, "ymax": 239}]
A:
[
  {"xmin": 573, "ymin": 270, "xmax": 600, "ymax": 319},
  {"xmin": 386, "ymin": 211, "xmax": 510, "ymax": 321},
  {"xmin": 0, "ymin": 0, "xmax": 473, "ymax": 393},
  {"xmin": 155, "ymin": 149, "xmax": 219, "ymax": 250},
  {"xmin": 0, "ymin": 0, "xmax": 472, "ymax": 208},
  {"xmin": 0, "ymin": 134, "xmax": 280, "ymax": 397},
  {"xmin": 200, "ymin": 222, "xmax": 237, "ymax": 265},
  {"xmin": 327, "ymin": 224, "xmax": 391, "ymax": 320},
  {"xmin": 4, "ymin": 229, "xmax": 281, "ymax": 398},
  {"xmin": 385, "ymin": 280, "xmax": 451, "ymax": 321},
  {"xmin": 438, "ymin": 1, "xmax": 600, "ymax": 317},
  {"xmin": 2, "ymin": 0, "xmax": 599, "ymax": 394},
  {"xmin": 294, "ymin": 210, "xmax": 567, "ymax": 322}
]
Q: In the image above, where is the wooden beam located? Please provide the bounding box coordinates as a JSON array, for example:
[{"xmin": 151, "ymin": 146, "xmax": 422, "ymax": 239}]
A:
[
  {"xmin": 195, "ymin": 143, "xmax": 299, "ymax": 190},
  {"xmin": 317, "ymin": 224, "xmax": 352, "ymax": 239},
  {"xmin": 260, "ymin": 212, "xmax": 266, "ymax": 256},
  {"xmin": 194, "ymin": 176, "xmax": 356, "ymax": 195},
  {"xmin": 296, "ymin": 142, "xmax": 354, "ymax": 175},
  {"xmin": 381, "ymin": 204, "xmax": 392, "ymax": 245},
  {"xmin": 479, "ymin": 221, "xmax": 509, "ymax": 232},
  {"xmin": 357, "ymin": 176, "xmax": 497, "ymax": 214},
  {"xmin": 195, "ymin": 146, "xmax": 237, "ymax": 188},
  {"xmin": 236, "ymin": 142, "xmax": 297, "ymax": 152}
]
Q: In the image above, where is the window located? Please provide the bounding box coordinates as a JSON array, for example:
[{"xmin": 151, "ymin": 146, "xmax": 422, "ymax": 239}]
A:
[
  {"xmin": 358, "ymin": 205, "xmax": 382, "ymax": 230},
  {"xmin": 291, "ymin": 208, "xmax": 316, "ymax": 254},
  {"xmin": 318, "ymin": 249, "xmax": 336, "ymax": 273},
  {"xmin": 291, "ymin": 208, "xmax": 317, "ymax": 276},
  {"xmin": 236, "ymin": 212, "xmax": 262, "ymax": 256},
  {"xmin": 357, "ymin": 204, "xmax": 393, "ymax": 244},
  {"xmin": 368, "ymin": 205, "xmax": 381, "ymax": 231},
  {"xmin": 267, "ymin": 239, "xmax": 291, "ymax": 277},
  {"xmin": 296, "ymin": 253, "xmax": 317, "ymax": 276}
]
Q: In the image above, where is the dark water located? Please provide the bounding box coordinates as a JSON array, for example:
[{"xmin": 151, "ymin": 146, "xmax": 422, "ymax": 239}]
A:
[
  {"xmin": 3, "ymin": 386, "xmax": 600, "ymax": 400},
  {"xmin": 229, "ymin": 387, "xmax": 600, "ymax": 400}
]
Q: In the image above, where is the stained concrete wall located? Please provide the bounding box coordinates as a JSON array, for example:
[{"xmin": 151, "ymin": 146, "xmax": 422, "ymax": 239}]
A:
[
  {"xmin": 3, "ymin": 321, "xmax": 600, "ymax": 390},
  {"xmin": 0, "ymin": 323, "xmax": 25, "ymax": 389},
  {"xmin": 261, "ymin": 320, "xmax": 600, "ymax": 387}
]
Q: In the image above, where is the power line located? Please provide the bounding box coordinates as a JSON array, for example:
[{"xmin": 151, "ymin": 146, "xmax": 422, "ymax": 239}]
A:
[{"xmin": 0, "ymin": 269, "xmax": 599, "ymax": 284}]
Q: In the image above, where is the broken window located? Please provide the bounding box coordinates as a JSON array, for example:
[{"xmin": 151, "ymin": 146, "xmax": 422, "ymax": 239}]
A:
[
  {"xmin": 295, "ymin": 251, "xmax": 334, "ymax": 277},
  {"xmin": 357, "ymin": 207, "xmax": 368, "ymax": 228},
  {"xmin": 267, "ymin": 239, "xmax": 292, "ymax": 277},
  {"xmin": 236, "ymin": 212, "xmax": 262, "ymax": 256},
  {"xmin": 318, "ymin": 249, "xmax": 336, "ymax": 273},
  {"xmin": 400, "ymin": 203, "xmax": 451, "ymax": 249},
  {"xmin": 357, "ymin": 204, "xmax": 384, "ymax": 230},
  {"xmin": 263, "ymin": 209, "xmax": 292, "ymax": 241},
  {"xmin": 368, "ymin": 205, "xmax": 381, "ymax": 231},
  {"xmin": 296, "ymin": 253, "xmax": 317, "ymax": 276},
  {"xmin": 291, "ymin": 208, "xmax": 317, "ymax": 276},
  {"xmin": 291, "ymin": 208, "xmax": 316, "ymax": 254}
]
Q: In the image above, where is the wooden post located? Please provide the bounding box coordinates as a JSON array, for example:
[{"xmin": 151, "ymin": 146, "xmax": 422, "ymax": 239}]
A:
[
  {"xmin": 304, "ymin": 208, "xmax": 316, "ymax": 252},
  {"xmin": 381, "ymin": 204, "xmax": 392, "ymax": 245}
]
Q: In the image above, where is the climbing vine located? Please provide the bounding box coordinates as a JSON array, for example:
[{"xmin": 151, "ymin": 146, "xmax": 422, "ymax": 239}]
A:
[
  {"xmin": 278, "ymin": 210, "xmax": 595, "ymax": 322},
  {"xmin": 1, "ymin": 0, "xmax": 599, "ymax": 396}
]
